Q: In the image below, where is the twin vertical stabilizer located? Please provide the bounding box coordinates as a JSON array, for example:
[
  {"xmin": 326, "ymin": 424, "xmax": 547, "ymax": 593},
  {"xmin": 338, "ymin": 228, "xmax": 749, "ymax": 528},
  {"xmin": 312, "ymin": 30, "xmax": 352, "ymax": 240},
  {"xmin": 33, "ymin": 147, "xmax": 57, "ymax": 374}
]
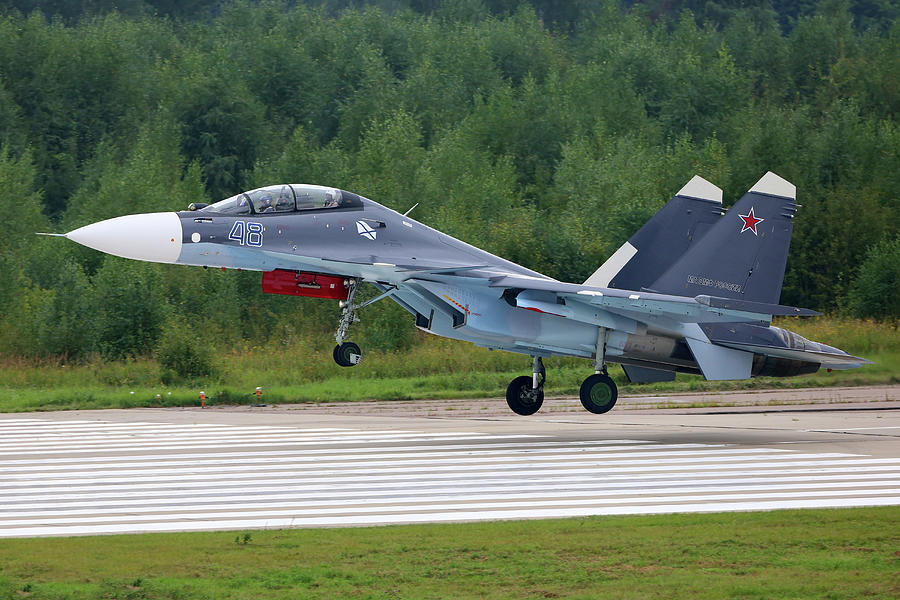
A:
[
  {"xmin": 587, "ymin": 172, "xmax": 797, "ymax": 306},
  {"xmin": 584, "ymin": 175, "xmax": 723, "ymax": 290},
  {"xmin": 650, "ymin": 172, "xmax": 796, "ymax": 304}
]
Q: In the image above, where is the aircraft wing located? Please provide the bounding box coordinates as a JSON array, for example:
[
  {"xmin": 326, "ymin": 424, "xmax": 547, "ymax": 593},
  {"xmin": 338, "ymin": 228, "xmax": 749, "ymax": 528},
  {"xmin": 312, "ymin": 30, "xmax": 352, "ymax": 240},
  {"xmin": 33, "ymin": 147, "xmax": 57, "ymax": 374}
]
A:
[
  {"xmin": 322, "ymin": 256, "xmax": 491, "ymax": 276},
  {"xmin": 486, "ymin": 273, "xmax": 819, "ymax": 327},
  {"xmin": 476, "ymin": 273, "xmax": 837, "ymax": 379}
]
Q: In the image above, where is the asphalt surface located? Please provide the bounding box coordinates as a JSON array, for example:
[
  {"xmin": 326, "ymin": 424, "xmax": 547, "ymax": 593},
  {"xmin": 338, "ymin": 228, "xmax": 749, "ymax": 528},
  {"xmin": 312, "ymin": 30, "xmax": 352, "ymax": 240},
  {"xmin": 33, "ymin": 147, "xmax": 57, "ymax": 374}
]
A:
[{"xmin": 1, "ymin": 385, "xmax": 898, "ymax": 538}]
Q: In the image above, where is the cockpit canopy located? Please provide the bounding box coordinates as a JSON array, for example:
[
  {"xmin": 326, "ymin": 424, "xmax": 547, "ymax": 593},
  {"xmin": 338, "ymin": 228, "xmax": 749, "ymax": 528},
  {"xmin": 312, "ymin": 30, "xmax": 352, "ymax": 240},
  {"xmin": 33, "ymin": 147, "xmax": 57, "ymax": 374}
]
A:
[{"xmin": 200, "ymin": 185, "xmax": 346, "ymax": 215}]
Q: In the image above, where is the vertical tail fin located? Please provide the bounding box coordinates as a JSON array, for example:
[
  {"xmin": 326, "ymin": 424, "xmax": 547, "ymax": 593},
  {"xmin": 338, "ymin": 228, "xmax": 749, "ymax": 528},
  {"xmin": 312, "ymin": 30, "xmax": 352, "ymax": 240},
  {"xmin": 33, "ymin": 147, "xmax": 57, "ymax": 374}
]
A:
[
  {"xmin": 649, "ymin": 172, "xmax": 796, "ymax": 304},
  {"xmin": 583, "ymin": 175, "xmax": 723, "ymax": 290}
]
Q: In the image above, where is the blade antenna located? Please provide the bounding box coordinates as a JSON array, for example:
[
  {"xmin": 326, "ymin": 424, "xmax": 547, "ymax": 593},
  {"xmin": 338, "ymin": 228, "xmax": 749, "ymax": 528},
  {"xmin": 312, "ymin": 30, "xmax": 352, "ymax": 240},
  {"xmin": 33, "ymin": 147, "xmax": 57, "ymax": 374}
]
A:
[{"xmin": 402, "ymin": 203, "xmax": 419, "ymax": 217}]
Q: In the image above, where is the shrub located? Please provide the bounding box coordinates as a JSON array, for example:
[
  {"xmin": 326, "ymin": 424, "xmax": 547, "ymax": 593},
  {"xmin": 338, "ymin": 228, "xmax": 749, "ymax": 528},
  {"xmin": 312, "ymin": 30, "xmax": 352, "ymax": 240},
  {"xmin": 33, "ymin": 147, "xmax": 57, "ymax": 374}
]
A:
[
  {"xmin": 92, "ymin": 259, "xmax": 168, "ymax": 359},
  {"xmin": 847, "ymin": 236, "xmax": 900, "ymax": 319},
  {"xmin": 156, "ymin": 318, "xmax": 216, "ymax": 383}
]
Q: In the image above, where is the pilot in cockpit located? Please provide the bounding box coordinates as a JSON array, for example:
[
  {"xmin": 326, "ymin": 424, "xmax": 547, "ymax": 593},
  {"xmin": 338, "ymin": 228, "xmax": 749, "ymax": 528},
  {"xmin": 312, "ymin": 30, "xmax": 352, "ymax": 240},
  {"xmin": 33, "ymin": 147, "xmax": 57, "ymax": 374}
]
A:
[{"xmin": 257, "ymin": 194, "xmax": 275, "ymax": 213}]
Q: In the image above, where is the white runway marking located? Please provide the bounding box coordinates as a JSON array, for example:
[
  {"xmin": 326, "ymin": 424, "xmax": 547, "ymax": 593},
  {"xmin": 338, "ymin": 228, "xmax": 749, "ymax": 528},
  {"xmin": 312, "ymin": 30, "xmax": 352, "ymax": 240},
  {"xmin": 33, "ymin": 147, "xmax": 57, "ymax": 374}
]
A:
[
  {"xmin": 0, "ymin": 418, "xmax": 898, "ymax": 537},
  {"xmin": 809, "ymin": 426, "xmax": 900, "ymax": 431}
]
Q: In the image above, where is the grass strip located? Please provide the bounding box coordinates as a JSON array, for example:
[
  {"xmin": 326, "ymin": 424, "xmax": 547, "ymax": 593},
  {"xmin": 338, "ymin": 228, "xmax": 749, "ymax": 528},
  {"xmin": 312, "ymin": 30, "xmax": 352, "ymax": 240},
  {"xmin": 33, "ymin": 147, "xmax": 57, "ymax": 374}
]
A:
[
  {"xmin": 1, "ymin": 317, "xmax": 897, "ymax": 412},
  {"xmin": 0, "ymin": 507, "xmax": 897, "ymax": 599},
  {"xmin": 1, "ymin": 353, "xmax": 897, "ymax": 413}
]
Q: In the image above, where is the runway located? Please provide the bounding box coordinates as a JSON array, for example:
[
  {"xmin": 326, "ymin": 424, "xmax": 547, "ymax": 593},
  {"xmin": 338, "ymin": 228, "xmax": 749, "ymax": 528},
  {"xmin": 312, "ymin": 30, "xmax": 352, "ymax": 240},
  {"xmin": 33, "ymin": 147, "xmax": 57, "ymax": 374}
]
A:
[{"xmin": 0, "ymin": 396, "xmax": 898, "ymax": 537}]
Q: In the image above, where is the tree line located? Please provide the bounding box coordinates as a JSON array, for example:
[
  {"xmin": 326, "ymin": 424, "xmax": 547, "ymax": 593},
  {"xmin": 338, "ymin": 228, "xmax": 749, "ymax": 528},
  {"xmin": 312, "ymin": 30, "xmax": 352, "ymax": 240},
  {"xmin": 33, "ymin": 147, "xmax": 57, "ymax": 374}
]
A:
[{"xmin": 0, "ymin": 0, "xmax": 897, "ymax": 362}]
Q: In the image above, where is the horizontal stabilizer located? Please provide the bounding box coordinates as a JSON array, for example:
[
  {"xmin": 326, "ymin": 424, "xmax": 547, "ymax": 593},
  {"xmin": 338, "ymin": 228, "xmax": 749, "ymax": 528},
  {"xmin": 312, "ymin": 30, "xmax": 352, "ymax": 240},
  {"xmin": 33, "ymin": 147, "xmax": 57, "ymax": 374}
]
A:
[
  {"xmin": 716, "ymin": 342, "xmax": 873, "ymax": 369},
  {"xmin": 700, "ymin": 322, "xmax": 873, "ymax": 370},
  {"xmin": 694, "ymin": 295, "xmax": 820, "ymax": 317}
]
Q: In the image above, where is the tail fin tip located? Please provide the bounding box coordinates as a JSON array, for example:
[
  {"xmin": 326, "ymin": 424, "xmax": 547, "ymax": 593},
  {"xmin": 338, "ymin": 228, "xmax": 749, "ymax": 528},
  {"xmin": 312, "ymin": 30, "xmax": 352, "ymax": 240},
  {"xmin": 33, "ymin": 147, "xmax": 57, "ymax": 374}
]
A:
[
  {"xmin": 750, "ymin": 171, "xmax": 795, "ymax": 199},
  {"xmin": 676, "ymin": 175, "xmax": 722, "ymax": 204}
]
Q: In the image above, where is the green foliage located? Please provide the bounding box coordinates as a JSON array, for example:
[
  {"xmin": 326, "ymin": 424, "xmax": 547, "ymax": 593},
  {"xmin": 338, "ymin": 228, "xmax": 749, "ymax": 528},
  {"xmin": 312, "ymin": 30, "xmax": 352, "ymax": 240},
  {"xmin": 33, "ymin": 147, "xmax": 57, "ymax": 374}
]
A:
[
  {"xmin": 64, "ymin": 111, "xmax": 207, "ymax": 230},
  {"xmin": 0, "ymin": 0, "xmax": 899, "ymax": 364},
  {"xmin": 30, "ymin": 262, "xmax": 95, "ymax": 358},
  {"xmin": 177, "ymin": 77, "xmax": 270, "ymax": 201},
  {"xmin": 155, "ymin": 316, "xmax": 216, "ymax": 383},
  {"xmin": 547, "ymin": 133, "xmax": 732, "ymax": 282},
  {"xmin": 847, "ymin": 236, "xmax": 900, "ymax": 319},
  {"xmin": 351, "ymin": 109, "xmax": 426, "ymax": 208},
  {"xmin": 0, "ymin": 11, "xmax": 178, "ymax": 215},
  {"xmin": 91, "ymin": 259, "xmax": 169, "ymax": 359},
  {"xmin": 234, "ymin": 532, "xmax": 252, "ymax": 544},
  {"xmin": 2, "ymin": 316, "xmax": 895, "ymax": 413},
  {"xmin": 418, "ymin": 127, "xmax": 542, "ymax": 269},
  {"xmin": 358, "ymin": 293, "xmax": 416, "ymax": 352},
  {"xmin": 0, "ymin": 146, "xmax": 45, "ymax": 253}
]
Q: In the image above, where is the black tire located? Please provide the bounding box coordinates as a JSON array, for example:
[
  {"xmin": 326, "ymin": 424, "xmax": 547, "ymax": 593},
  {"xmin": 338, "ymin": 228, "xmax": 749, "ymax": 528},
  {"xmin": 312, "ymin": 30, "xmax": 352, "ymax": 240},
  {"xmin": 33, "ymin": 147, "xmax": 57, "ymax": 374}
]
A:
[
  {"xmin": 579, "ymin": 373, "xmax": 618, "ymax": 414},
  {"xmin": 333, "ymin": 342, "xmax": 362, "ymax": 367},
  {"xmin": 506, "ymin": 375, "xmax": 544, "ymax": 416}
]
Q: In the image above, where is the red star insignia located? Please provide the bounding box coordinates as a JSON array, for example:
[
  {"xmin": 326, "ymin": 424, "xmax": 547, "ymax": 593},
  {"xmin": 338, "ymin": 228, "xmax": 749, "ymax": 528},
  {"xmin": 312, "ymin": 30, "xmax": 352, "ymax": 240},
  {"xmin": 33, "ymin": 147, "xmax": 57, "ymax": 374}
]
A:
[{"xmin": 739, "ymin": 207, "xmax": 764, "ymax": 235}]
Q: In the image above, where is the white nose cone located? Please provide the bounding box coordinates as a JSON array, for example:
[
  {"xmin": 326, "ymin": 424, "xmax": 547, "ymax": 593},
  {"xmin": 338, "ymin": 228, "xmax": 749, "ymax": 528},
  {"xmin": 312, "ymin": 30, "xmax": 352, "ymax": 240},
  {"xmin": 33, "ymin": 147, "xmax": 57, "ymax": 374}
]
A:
[{"xmin": 66, "ymin": 212, "xmax": 182, "ymax": 264}]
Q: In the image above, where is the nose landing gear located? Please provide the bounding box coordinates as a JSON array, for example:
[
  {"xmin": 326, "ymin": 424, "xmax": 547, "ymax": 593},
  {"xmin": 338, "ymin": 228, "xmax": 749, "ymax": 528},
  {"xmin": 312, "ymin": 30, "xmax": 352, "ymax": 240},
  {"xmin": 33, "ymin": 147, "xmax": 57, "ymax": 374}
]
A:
[
  {"xmin": 333, "ymin": 278, "xmax": 362, "ymax": 367},
  {"xmin": 506, "ymin": 356, "xmax": 545, "ymax": 415},
  {"xmin": 331, "ymin": 279, "xmax": 401, "ymax": 367}
]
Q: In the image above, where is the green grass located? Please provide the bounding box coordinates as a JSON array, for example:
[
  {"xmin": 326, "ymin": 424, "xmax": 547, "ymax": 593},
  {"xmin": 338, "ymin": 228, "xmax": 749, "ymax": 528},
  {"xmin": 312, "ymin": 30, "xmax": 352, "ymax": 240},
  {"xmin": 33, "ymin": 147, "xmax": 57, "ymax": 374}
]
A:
[
  {"xmin": 1, "ymin": 317, "xmax": 897, "ymax": 412},
  {"xmin": 0, "ymin": 508, "xmax": 897, "ymax": 599}
]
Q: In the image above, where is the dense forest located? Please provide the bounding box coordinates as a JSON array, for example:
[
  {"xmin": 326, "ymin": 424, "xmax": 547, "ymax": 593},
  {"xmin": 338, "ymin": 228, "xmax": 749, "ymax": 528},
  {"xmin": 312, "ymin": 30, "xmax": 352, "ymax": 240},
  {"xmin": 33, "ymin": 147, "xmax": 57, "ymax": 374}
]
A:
[{"xmin": 0, "ymin": 0, "xmax": 897, "ymax": 362}]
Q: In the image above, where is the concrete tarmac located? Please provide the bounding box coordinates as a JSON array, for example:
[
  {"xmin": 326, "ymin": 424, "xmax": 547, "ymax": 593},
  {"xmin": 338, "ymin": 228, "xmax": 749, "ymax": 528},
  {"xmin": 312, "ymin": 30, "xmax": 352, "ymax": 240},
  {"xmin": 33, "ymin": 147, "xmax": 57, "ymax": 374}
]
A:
[{"xmin": 1, "ymin": 385, "xmax": 898, "ymax": 537}]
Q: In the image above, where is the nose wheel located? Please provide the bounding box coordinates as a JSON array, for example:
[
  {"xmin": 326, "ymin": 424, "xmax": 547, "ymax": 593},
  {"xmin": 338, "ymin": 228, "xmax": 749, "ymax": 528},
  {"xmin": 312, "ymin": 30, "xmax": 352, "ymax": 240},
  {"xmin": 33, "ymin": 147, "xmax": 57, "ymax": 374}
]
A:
[
  {"xmin": 333, "ymin": 341, "xmax": 362, "ymax": 367},
  {"xmin": 506, "ymin": 356, "xmax": 545, "ymax": 415},
  {"xmin": 506, "ymin": 377, "xmax": 543, "ymax": 415},
  {"xmin": 333, "ymin": 277, "xmax": 362, "ymax": 367}
]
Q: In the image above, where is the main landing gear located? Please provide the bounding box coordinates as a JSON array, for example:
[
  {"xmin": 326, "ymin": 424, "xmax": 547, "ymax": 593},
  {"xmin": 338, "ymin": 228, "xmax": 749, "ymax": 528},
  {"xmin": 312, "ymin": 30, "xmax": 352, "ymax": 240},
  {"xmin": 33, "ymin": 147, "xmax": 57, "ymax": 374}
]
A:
[
  {"xmin": 579, "ymin": 370, "xmax": 618, "ymax": 414},
  {"xmin": 580, "ymin": 326, "xmax": 617, "ymax": 414},
  {"xmin": 506, "ymin": 327, "xmax": 619, "ymax": 416}
]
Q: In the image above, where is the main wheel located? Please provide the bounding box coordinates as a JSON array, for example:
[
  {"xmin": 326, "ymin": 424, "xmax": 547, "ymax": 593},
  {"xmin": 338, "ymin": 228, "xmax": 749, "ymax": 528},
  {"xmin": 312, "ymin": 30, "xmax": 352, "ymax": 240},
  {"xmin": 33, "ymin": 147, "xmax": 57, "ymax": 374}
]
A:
[
  {"xmin": 333, "ymin": 342, "xmax": 362, "ymax": 367},
  {"xmin": 579, "ymin": 373, "xmax": 618, "ymax": 414},
  {"xmin": 506, "ymin": 375, "xmax": 544, "ymax": 416}
]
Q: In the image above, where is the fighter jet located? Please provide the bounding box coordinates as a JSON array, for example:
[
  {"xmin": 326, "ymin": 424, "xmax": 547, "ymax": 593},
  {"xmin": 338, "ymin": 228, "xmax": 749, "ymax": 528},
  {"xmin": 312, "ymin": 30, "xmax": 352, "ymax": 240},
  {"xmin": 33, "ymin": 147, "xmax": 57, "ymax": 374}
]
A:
[{"xmin": 52, "ymin": 172, "xmax": 871, "ymax": 415}]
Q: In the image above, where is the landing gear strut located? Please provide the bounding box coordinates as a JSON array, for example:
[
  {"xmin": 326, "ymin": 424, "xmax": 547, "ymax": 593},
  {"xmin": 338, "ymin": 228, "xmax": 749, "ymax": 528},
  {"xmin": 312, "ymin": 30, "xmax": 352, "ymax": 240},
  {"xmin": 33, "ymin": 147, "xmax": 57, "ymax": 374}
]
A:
[
  {"xmin": 503, "ymin": 335, "xmax": 621, "ymax": 415},
  {"xmin": 333, "ymin": 278, "xmax": 362, "ymax": 367},
  {"xmin": 580, "ymin": 327, "xmax": 618, "ymax": 414},
  {"xmin": 330, "ymin": 279, "xmax": 401, "ymax": 367},
  {"xmin": 506, "ymin": 356, "xmax": 545, "ymax": 415}
]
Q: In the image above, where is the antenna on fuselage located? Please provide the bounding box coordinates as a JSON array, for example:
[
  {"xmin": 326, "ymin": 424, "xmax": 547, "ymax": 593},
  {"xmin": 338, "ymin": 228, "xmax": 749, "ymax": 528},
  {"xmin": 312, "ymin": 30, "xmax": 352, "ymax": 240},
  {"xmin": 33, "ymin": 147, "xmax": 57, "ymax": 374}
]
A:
[{"xmin": 402, "ymin": 203, "xmax": 419, "ymax": 217}]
